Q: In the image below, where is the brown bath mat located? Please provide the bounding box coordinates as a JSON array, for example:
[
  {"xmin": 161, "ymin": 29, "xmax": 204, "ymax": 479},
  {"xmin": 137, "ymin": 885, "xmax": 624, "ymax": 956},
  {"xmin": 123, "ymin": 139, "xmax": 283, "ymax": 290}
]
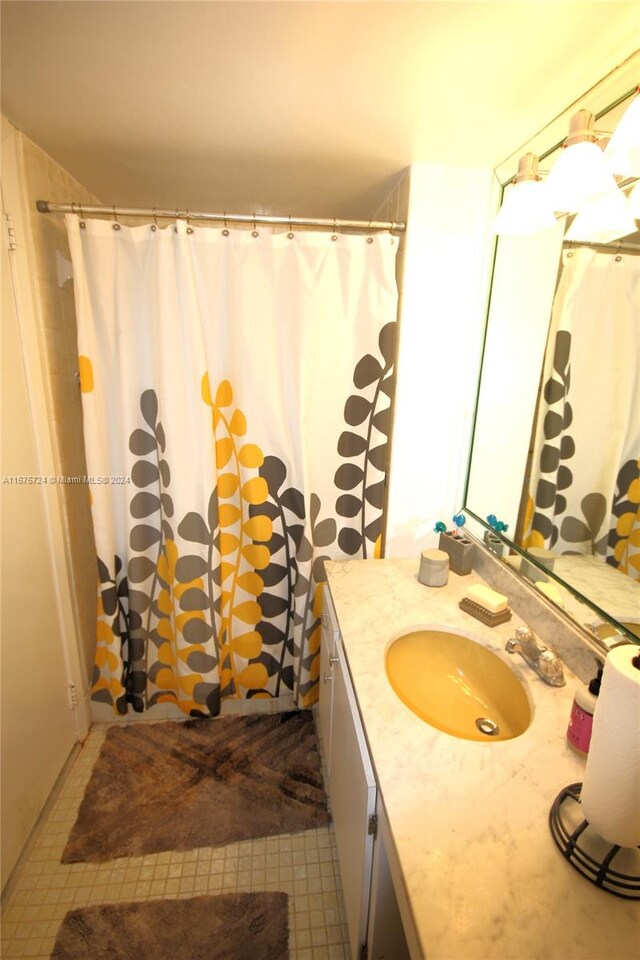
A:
[
  {"xmin": 62, "ymin": 710, "xmax": 329, "ymax": 863},
  {"xmin": 50, "ymin": 892, "xmax": 289, "ymax": 959}
]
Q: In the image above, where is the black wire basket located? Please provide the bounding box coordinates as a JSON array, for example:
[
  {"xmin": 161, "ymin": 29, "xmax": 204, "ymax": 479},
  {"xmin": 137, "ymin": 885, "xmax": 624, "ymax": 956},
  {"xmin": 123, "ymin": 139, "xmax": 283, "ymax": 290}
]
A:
[{"xmin": 549, "ymin": 783, "xmax": 640, "ymax": 899}]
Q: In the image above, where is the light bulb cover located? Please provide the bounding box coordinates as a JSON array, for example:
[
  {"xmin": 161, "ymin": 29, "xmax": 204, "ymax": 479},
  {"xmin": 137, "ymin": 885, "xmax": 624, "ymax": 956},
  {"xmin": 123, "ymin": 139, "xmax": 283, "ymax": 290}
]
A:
[
  {"xmin": 604, "ymin": 93, "xmax": 640, "ymax": 179},
  {"xmin": 628, "ymin": 181, "xmax": 640, "ymax": 219},
  {"xmin": 545, "ymin": 141, "xmax": 622, "ymax": 214},
  {"xmin": 492, "ymin": 179, "xmax": 556, "ymax": 236},
  {"xmin": 565, "ymin": 190, "xmax": 637, "ymax": 244}
]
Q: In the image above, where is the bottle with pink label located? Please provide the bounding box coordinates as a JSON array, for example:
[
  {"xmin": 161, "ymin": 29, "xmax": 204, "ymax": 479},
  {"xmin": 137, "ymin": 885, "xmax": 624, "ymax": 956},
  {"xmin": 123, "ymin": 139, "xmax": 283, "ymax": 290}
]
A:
[{"xmin": 566, "ymin": 666, "xmax": 603, "ymax": 755}]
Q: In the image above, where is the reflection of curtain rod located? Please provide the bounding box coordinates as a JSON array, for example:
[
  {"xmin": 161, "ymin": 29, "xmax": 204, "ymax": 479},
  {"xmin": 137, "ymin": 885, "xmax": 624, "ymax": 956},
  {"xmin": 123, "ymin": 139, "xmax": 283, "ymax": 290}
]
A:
[
  {"xmin": 35, "ymin": 200, "xmax": 406, "ymax": 233},
  {"xmin": 564, "ymin": 239, "xmax": 640, "ymax": 254}
]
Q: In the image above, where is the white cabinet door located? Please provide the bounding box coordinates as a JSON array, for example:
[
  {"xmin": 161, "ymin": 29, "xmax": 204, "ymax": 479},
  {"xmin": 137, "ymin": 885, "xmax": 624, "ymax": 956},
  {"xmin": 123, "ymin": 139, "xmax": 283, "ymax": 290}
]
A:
[
  {"xmin": 318, "ymin": 586, "xmax": 339, "ymax": 773},
  {"xmin": 367, "ymin": 803, "xmax": 412, "ymax": 960},
  {"xmin": 329, "ymin": 633, "xmax": 377, "ymax": 960}
]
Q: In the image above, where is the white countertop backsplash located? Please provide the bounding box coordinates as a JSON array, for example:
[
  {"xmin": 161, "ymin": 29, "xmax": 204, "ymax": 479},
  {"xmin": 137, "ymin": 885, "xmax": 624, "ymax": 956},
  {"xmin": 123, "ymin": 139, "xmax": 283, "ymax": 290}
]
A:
[{"xmin": 325, "ymin": 556, "xmax": 639, "ymax": 960}]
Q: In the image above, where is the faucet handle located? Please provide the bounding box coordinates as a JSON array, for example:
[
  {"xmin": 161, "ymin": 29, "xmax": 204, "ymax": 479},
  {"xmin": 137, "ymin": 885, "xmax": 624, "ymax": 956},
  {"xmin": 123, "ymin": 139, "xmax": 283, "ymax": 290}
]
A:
[
  {"xmin": 515, "ymin": 626, "xmax": 548, "ymax": 660},
  {"xmin": 537, "ymin": 649, "xmax": 566, "ymax": 686}
]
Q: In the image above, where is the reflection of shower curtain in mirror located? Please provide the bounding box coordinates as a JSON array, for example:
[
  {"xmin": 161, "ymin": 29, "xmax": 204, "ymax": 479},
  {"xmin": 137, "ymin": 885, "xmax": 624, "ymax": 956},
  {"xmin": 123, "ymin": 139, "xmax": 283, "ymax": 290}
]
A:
[{"xmin": 522, "ymin": 247, "xmax": 640, "ymax": 581}]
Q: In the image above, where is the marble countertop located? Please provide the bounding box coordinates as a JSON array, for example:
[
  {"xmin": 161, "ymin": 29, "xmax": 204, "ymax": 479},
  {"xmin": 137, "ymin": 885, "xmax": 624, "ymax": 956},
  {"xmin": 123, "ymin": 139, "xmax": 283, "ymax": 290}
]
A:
[{"xmin": 325, "ymin": 557, "xmax": 639, "ymax": 960}]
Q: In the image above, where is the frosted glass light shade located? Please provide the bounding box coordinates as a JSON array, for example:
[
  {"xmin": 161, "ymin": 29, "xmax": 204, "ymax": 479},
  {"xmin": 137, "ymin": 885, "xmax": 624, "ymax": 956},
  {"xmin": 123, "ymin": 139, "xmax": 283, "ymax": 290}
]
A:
[
  {"xmin": 604, "ymin": 94, "xmax": 640, "ymax": 178},
  {"xmin": 492, "ymin": 180, "xmax": 556, "ymax": 236},
  {"xmin": 565, "ymin": 191, "xmax": 637, "ymax": 244},
  {"xmin": 544, "ymin": 141, "xmax": 622, "ymax": 214}
]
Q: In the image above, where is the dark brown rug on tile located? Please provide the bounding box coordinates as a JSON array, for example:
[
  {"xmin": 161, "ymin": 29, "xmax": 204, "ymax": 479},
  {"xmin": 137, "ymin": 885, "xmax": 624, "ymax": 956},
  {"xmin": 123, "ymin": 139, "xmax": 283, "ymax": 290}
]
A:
[
  {"xmin": 62, "ymin": 710, "xmax": 329, "ymax": 863},
  {"xmin": 50, "ymin": 892, "xmax": 289, "ymax": 960}
]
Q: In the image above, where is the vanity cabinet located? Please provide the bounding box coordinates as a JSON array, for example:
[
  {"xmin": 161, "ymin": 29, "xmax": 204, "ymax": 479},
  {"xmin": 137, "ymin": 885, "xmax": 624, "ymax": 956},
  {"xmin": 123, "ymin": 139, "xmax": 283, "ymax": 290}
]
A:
[
  {"xmin": 330, "ymin": 630, "xmax": 377, "ymax": 959},
  {"xmin": 319, "ymin": 585, "xmax": 411, "ymax": 960},
  {"xmin": 319, "ymin": 589, "xmax": 339, "ymax": 778}
]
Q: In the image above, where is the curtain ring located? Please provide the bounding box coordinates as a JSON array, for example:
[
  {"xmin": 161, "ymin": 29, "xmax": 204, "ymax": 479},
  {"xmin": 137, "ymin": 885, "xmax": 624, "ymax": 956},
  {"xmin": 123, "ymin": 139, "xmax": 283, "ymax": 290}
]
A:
[
  {"xmin": 222, "ymin": 212, "xmax": 229, "ymax": 237},
  {"xmin": 331, "ymin": 218, "xmax": 338, "ymax": 241},
  {"xmin": 151, "ymin": 207, "xmax": 158, "ymax": 231},
  {"xmin": 186, "ymin": 210, "xmax": 193, "ymax": 235},
  {"xmin": 287, "ymin": 215, "xmax": 294, "ymax": 240},
  {"xmin": 79, "ymin": 203, "xmax": 86, "ymax": 228},
  {"xmin": 366, "ymin": 220, "xmax": 373, "ymax": 244},
  {"xmin": 71, "ymin": 202, "xmax": 83, "ymax": 228},
  {"xmin": 112, "ymin": 205, "xmax": 121, "ymax": 231},
  {"xmin": 252, "ymin": 213, "xmax": 259, "ymax": 238}
]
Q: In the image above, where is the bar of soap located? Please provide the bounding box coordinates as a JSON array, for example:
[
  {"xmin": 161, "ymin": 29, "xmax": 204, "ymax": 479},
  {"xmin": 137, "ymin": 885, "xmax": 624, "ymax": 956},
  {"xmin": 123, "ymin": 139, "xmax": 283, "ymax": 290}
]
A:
[
  {"xmin": 464, "ymin": 583, "xmax": 508, "ymax": 614},
  {"xmin": 536, "ymin": 580, "xmax": 564, "ymax": 607}
]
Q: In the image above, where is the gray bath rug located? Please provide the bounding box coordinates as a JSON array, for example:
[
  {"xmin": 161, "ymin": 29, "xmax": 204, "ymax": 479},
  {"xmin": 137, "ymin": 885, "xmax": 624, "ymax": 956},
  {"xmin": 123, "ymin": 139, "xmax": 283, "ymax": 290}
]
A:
[
  {"xmin": 62, "ymin": 710, "xmax": 329, "ymax": 863},
  {"xmin": 50, "ymin": 892, "xmax": 289, "ymax": 959}
]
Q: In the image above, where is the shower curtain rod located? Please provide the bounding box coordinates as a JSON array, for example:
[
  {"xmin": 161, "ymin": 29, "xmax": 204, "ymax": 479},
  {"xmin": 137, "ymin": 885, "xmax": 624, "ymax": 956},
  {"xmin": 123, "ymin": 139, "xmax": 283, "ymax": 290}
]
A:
[
  {"xmin": 35, "ymin": 200, "xmax": 406, "ymax": 233},
  {"xmin": 564, "ymin": 239, "xmax": 640, "ymax": 254}
]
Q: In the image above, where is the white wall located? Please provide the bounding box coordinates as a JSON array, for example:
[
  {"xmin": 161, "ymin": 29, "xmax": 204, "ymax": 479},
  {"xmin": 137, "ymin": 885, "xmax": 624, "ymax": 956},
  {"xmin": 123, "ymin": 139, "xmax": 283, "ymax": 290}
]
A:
[
  {"xmin": 1, "ymin": 119, "xmax": 89, "ymax": 890},
  {"xmin": 385, "ymin": 164, "xmax": 499, "ymax": 557},
  {"xmin": 17, "ymin": 124, "xmax": 100, "ymax": 686},
  {"xmin": 1, "ymin": 204, "xmax": 76, "ymax": 889}
]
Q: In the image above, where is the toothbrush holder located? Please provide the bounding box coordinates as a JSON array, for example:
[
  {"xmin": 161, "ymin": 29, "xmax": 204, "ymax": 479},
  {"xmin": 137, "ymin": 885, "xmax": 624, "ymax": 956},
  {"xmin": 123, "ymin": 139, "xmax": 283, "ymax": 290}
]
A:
[
  {"xmin": 483, "ymin": 529, "xmax": 505, "ymax": 558},
  {"xmin": 438, "ymin": 531, "xmax": 475, "ymax": 576}
]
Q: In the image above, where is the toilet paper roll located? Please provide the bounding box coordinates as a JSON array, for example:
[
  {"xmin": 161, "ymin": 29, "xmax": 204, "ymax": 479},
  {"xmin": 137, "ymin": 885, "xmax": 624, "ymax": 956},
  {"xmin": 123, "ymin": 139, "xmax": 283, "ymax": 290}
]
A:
[{"xmin": 580, "ymin": 645, "xmax": 640, "ymax": 848}]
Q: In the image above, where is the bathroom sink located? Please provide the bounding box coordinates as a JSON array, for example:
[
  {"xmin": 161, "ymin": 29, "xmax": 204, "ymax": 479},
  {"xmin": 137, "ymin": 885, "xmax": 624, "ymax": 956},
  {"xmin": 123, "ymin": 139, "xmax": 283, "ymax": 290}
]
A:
[{"xmin": 385, "ymin": 629, "xmax": 531, "ymax": 742}]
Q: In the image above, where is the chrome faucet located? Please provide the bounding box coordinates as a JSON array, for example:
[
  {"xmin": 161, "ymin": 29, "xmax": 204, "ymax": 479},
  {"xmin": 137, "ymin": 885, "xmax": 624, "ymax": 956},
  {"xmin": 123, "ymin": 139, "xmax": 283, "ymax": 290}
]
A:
[{"xmin": 505, "ymin": 627, "xmax": 565, "ymax": 686}]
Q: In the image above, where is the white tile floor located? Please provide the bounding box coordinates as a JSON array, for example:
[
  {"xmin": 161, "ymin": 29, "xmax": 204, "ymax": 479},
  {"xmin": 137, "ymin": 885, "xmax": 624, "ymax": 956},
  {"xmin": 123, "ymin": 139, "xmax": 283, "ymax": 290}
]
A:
[{"xmin": 1, "ymin": 723, "xmax": 350, "ymax": 959}]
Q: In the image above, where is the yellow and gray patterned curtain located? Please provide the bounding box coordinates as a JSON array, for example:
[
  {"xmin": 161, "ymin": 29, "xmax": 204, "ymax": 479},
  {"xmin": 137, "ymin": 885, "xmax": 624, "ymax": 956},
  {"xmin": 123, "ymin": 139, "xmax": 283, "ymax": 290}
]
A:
[
  {"xmin": 66, "ymin": 216, "xmax": 398, "ymax": 716},
  {"xmin": 523, "ymin": 247, "xmax": 640, "ymax": 580}
]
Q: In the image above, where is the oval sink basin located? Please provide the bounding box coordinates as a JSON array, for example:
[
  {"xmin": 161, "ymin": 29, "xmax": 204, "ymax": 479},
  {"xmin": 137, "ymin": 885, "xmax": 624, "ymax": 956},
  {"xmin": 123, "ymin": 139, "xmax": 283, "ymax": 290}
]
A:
[{"xmin": 386, "ymin": 629, "xmax": 531, "ymax": 742}]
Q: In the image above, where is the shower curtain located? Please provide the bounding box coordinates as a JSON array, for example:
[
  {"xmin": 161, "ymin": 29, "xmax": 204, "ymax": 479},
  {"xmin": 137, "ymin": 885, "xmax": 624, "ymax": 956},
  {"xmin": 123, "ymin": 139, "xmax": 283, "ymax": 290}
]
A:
[
  {"xmin": 66, "ymin": 216, "xmax": 398, "ymax": 716},
  {"xmin": 522, "ymin": 247, "xmax": 640, "ymax": 580}
]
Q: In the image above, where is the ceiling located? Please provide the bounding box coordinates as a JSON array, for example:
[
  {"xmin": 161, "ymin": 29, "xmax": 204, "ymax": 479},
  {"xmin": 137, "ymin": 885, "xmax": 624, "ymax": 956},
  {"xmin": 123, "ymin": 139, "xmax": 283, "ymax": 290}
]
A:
[{"xmin": 2, "ymin": 1, "xmax": 639, "ymax": 219}]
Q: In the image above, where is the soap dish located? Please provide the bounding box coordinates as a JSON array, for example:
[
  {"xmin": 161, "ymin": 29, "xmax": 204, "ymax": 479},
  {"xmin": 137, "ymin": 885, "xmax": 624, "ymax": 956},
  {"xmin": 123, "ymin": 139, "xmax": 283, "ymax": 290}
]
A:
[{"xmin": 458, "ymin": 597, "xmax": 512, "ymax": 627}]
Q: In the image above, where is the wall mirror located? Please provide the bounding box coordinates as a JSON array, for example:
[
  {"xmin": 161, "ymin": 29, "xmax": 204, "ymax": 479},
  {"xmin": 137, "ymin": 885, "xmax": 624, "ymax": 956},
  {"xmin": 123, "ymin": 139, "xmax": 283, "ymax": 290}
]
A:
[{"xmin": 465, "ymin": 53, "xmax": 640, "ymax": 650}]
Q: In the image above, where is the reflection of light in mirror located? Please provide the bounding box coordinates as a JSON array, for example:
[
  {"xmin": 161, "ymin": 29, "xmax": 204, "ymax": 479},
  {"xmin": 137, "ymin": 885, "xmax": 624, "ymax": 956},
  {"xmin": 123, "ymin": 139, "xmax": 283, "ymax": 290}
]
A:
[
  {"xmin": 604, "ymin": 91, "xmax": 640, "ymax": 178},
  {"xmin": 565, "ymin": 190, "xmax": 637, "ymax": 243}
]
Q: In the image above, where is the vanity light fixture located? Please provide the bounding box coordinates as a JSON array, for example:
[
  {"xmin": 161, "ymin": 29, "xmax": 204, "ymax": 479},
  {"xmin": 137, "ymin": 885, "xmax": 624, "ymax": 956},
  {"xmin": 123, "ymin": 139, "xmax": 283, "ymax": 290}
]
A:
[
  {"xmin": 628, "ymin": 180, "xmax": 640, "ymax": 219},
  {"xmin": 603, "ymin": 89, "xmax": 640, "ymax": 179},
  {"xmin": 565, "ymin": 189, "xmax": 637, "ymax": 244},
  {"xmin": 543, "ymin": 110, "xmax": 622, "ymax": 214},
  {"xmin": 492, "ymin": 153, "xmax": 557, "ymax": 236}
]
